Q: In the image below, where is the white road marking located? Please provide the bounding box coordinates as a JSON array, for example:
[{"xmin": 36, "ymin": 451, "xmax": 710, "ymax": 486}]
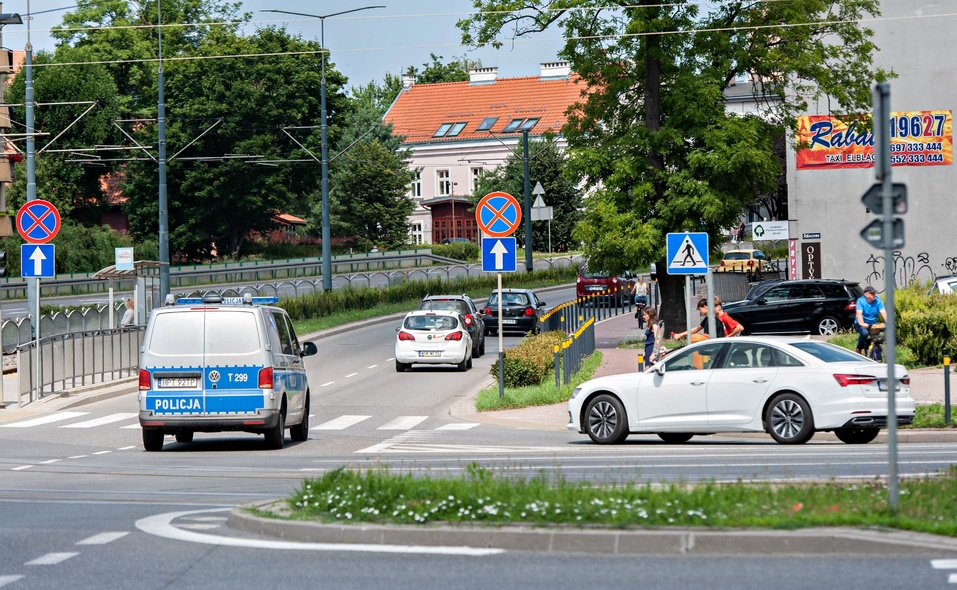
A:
[
  {"xmin": 25, "ymin": 552, "xmax": 79, "ymax": 565},
  {"xmin": 378, "ymin": 416, "xmax": 428, "ymax": 430},
  {"xmin": 40, "ymin": 459, "xmax": 61, "ymax": 464},
  {"xmin": 0, "ymin": 412, "xmax": 88, "ymax": 428},
  {"xmin": 345, "ymin": 373, "xmax": 358, "ymax": 378},
  {"xmin": 121, "ymin": 423, "xmax": 141, "ymax": 429},
  {"xmin": 0, "ymin": 576, "xmax": 24, "ymax": 588},
  {"xmin": 11, "ymin": 466, "xmax": 33, "ymax": 471},
  {"xmin": 67, "ymin": 455, "xmax": 89, "ymax": 459},
  {"xmin": 357, "ymin": 443, "xmax": 569, "ymax": 454},
  {"xmin": 367, "ymin": 365, "xmax": 378, "ymax": 369},
  {"xmin": 321, "ymin": 381, "xmax": 335, "ymax": 387},
  {"xmin": 61, "ymin": 412, "xmax": 138, "ymax": 429},
  {"xmin": 117, "ymin": 446, "xmax": 136, "ymax": 450},
  {"xmin": 933, "ymin": 560, "xmax": 957, "ymax": 568},
  {"xmin": 950, "ymin": 574, "xmax": 957, "ymax": 584},
  {"xmin": 178, "ymin": 524, "xmax": 222, "ymax": 530},
  {"xmin": 312, "ymin": 415, "xmax": 371, "ymax": 430},
  {"xmin": 76, "ymin": 532, "xmax": 129, "ymax": 545},
  {"xmin": 92, "ymin": 451, "xmax": 112, "ymax": 455},
  {"xmin": 136, "ymin": 509, "xmax": 502, "ymax": 556},
  {"xmin": 435, "ymin": 423, "xmax": 480, "ymax": 431}
]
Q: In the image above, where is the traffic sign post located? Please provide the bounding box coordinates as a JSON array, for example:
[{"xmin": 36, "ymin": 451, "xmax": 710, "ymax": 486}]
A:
[
  {"xmin": 666, "ymin": 232, "xmax": 710, "ymax": 345},
  {"xmin": 476, "ymin": 191, "xmax": 525, "ymax": 400}
]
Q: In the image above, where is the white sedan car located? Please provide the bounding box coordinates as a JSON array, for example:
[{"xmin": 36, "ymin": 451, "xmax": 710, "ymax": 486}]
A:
[
  {"xmin": 395, "ymin": 310, "xmax": 473, "ymax": 372},
  {"xmin": 568, "ymin": 336, "xmax": 915, "ymax": 445}
]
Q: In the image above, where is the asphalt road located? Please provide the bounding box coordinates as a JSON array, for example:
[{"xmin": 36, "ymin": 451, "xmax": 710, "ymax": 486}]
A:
[{"xmin": 2, "ymin": 285, "xmax": 957, "ymax": 587}]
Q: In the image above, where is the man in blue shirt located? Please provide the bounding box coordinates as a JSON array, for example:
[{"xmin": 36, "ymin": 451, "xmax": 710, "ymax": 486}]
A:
[{"xmin": 855, "ymin": 285, "xmax": 887, "ymax": 355}]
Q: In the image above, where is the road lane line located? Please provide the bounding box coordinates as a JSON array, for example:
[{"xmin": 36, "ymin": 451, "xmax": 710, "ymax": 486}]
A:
[
  {"xmin": 345, "ymin": 373, "xmax": 358, "ymax": 378},
  {"xmin": 40, "ymin": 459, "xmax": 61, "ymax": 464},
  {"xmin": 435, "ymin": 423, "xmax": 480, "ymax": 431},
  {"xmin": 378, "ymin": 416, "xmax": 428, "ymax": 430},
  {"xmin": 933, "ymin": 560, "xmax": 957, "ymax": 568},
  {"xmin": 25, "ymin": 553, "xmax": 79, "ymax": 565},
  {"xmin": 76, "ymin": 532, "xmax": 129, "ymax": 545},
  {"xmin": 0, "ymin": 576, "xmax": 24, "ymax": 588},
  {"xmin": 67, "ymin": 455, "xmax": 89, "ymax": 459},
  {"xmin": 312, "ymin": 415, "xmax": 371, "ymax": 430},
  {"xmin": 321, "ymin": 381, "xmax": 335, "ymax": 387},
  {"xmin": 61, "ymin": 413, "xmax": 138, "ymax": 428},
  {"xmin": 367, "ymin": 365, "xmax": 378, "ymax": 369},
  {"xmin": 0, "ymin": 412, "xmax": 88, "ymax": 428},
  {"xmin": 11, "ymin": 466, "xmax": 33, "ymax": 471},
  {"xmin": 136, "ymin": 509, "xmax": 502, "ymax": 556},
  {"xmin": 92, "ymin": 451, "xmax": 112, "ymax": 455}
]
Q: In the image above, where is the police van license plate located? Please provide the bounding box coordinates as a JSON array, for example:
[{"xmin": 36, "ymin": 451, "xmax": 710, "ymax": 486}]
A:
[{"xmin": 159, "ymin": 377, "xmax": 198, "ymax": 388}]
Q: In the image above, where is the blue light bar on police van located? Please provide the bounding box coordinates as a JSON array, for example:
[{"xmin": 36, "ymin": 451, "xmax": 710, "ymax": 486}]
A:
[{"xmin": 175, "ymin": 295, "xmax": 279, "ymax": 305}]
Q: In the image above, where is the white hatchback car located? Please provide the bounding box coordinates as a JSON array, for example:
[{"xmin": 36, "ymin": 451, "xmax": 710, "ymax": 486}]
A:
[
  {"xmin": 395, "ymin": 310, "xmax": 472, "ymax": 372},
  {"xmin": 568, "ymin": 336, "xmax": 915, "ymax": 445}
]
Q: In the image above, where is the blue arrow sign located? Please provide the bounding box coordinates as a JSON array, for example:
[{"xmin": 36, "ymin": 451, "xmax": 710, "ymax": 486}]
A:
[
  {"xmin": 21, "ymin": 244, "xmax": 56, "ymax": 278},
  {"xmin": 482, "ymin": 237, "xmax": 517, "ymax": 272},
  {"xmin": 666, "ymin": 232, "xmax": 709, "ymax": 275}
]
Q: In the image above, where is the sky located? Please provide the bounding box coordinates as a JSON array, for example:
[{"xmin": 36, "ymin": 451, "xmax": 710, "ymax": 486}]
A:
[{"xmin": 3, "ymin": 0, "xmax": 567, "ymax": 90}]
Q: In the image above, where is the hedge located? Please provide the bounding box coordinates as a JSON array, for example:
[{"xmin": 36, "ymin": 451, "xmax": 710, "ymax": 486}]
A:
[{"xmin": 490, "ymin": 330, "xmax": 568, "ymax": 388}]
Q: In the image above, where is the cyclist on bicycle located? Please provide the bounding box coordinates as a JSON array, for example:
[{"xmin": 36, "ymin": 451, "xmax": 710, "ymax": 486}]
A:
[{"xmin": 854, "ymin": 285, "xmax": 887, "ymax": 356}]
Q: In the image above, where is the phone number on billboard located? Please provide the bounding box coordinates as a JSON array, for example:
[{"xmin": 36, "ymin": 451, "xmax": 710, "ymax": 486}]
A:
[{"xmin": 890, "ymin": 153, "xmax": 946, "ymax": 164}]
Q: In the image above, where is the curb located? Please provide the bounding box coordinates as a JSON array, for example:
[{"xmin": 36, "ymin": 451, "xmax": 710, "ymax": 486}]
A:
[{"xmin": 228, "ymin": 502, "xmax": 957, "ymax": 556}]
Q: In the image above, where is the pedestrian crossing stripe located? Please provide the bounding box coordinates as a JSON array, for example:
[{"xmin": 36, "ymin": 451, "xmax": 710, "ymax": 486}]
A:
[{"xmin": 666, "ymin": 232, "xmax": 709, "ymax": 275}]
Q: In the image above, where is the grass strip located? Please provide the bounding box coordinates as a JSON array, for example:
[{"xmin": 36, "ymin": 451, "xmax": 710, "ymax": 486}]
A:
[
  {"xmin": 278, "ymin": 465, "xmax": 957, "ymax": 537},
  {"xmin": 474, "ymin": 351, "xmax": 603, "ymax": 411}
]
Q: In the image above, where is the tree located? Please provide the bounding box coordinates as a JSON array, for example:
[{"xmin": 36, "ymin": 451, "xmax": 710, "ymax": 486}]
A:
[
  {"xmin": 473, "ymin": 134, "xmax": 581, "ymax": 252},
  {"xmin": 324, "ymin": 140, "xmax": 414, "ymax": 250},
  {"xmin": 351, "ymin": 73, "xmax": 404, "ymax": 115},
  {"xmin": 460, "ymin": 1, "xmax": 888, "ymax": 327},
  {"xmin": 405, "ymin": 53, "xmax": 480, "ymax": 84},
  {"xmin": 122, "ymin": 26, "xmax": 350, "ymax": 260}
]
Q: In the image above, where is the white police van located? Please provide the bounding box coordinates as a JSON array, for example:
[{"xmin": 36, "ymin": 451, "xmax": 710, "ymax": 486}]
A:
[{"xmin": 137, "ymin": 294, "xmax": 317, "ymax": 451}]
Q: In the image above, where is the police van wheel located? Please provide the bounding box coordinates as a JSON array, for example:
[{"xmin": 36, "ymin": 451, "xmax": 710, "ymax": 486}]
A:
[
  {"xmin": 175, "ymin": 431, "xmax": 193, "ymax": 444},
  {"xmin": 143, "ymin": 429, "xmax": 164, "ymax": 452},
  {"xmin": 265, "ymin": 413, "xmax": 285, "ymax": 450}
]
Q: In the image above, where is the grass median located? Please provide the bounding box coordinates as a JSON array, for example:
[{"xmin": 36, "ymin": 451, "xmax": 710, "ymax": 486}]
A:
[{"xmin": 267, "ymin": 464, "xmax": 957, "ymax": 537}]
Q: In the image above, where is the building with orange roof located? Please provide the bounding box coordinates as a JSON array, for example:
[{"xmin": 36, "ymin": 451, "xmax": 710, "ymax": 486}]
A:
[{"xmin": 383, "ymin": 62, "xmax": 586, "ymax": 245}]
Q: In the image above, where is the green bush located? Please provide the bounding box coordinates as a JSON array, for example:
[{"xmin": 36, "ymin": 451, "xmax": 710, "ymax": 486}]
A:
[
  {"xmin": 877, "ymin": 284, "xmax": 957, "ymax": 366},
  {"xmin": 490, "ymin": 330, "xmax": 568, "ymax": 388},
  {"xmin": 432, "ymin": 242, "xmax": 479, "ymax": 261}
]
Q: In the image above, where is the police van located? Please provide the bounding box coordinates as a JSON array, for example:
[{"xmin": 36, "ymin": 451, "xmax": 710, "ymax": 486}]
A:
[{"xmin": 137, "ymin": 294, "xmax": 317, "ymax": 451}]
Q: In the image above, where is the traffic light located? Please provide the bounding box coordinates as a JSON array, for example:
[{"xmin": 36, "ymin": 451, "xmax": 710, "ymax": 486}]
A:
[{"xmin": 0, "ymin": 250, "xmax": 5, "ymax": 277}]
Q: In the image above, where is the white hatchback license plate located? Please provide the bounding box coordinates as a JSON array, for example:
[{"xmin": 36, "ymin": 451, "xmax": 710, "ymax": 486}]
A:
[
  {"xmin": 159, "ymin": 378, "xmax": 198, "ymax": 388},
  {"xmin": 418, "ymin": 351, "xmax": 441, "ymax": 358}
]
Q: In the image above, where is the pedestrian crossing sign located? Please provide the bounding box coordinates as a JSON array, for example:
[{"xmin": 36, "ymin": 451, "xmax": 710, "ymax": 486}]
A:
[{"xmin": 666, "ymin": 232, "xmax": 709, "ymax": 275}]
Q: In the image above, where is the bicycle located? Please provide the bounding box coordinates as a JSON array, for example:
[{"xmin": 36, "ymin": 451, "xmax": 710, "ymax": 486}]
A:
[{"xmin": 865, "ymin": 323, "xmax": 886, "ymax": 362}]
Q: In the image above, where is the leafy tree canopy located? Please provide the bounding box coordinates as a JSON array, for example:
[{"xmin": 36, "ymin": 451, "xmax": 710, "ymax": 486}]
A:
[
  {"xmin": 460, "ymin": 0, "xmax": 888, "ymax": 325},
  {"xmin": 406, "ymin": 52, "xmax": 480, "ymax": 84}
]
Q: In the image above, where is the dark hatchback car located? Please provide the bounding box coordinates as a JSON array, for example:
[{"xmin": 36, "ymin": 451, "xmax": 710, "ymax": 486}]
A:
[
  {"xmin": 576, "ymin": 265, "xmax": 636, "ymax": 306},
  {"xmin": 418, "ymin": 294, "xmax": 486, "ymax": 357},
  {"xmin": 721, "ymin": 279, "xmax": 863, "ymax": 336},
  {"xmin": 482, "ymin": 289, "xmax": 547, "ymax": 335}
]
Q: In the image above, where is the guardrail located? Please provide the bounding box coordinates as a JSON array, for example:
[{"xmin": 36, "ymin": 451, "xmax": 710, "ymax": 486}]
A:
[
  {"xmin": 15, "ymin": 326, "xmax": 144, "ymax": 406},
  {"xmin": 554, "ymin": 317, "xmax": 596, "ymax": 386}
]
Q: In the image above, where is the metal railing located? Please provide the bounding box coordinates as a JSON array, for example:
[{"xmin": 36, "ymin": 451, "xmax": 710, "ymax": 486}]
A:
[
  {"xmin": 15, "ymin": 326, "xmax": 145, "ymax": 406},
  {"xmin": 554, "ymin": 317, "xmax": 596, "ymax": 386}
]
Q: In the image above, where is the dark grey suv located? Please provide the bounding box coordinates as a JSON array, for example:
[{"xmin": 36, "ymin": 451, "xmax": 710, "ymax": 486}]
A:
[
  {"xmin": 721, "ymin": 279, "xmax": 864, "ymax": 335},
  {"xmin": 418, "ymin": 294, "xmax": 486, "ymax": 358}
]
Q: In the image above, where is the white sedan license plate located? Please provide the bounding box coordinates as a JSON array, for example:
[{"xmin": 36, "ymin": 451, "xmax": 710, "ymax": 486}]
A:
[
  {"xmin": 878, "ymin": 379, "xmax": 901, "ymax": 391},
  {"xmin": 418, "ymin": 351, "xmax": 442, "ymax": 358},
  {"xmin": 159, "ymin": 377, "xmax": 198, "ymax": 388}
]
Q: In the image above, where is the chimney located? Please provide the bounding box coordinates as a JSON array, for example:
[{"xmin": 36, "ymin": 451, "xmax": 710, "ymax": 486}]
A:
[
  {"xmin": 469, "ymin": 67, "xmax": 499, "ymax": 84},
  {"xmin": 402, "ymin": 73, "xmax": 416, "ymax": 88},
  {"xmin": 540, "ymin": 61, "xmax": 571, "ymax": 79}
]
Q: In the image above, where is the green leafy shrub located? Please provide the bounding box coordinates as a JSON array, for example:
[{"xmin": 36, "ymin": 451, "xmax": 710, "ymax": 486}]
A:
[
  {"xmin": 895, "ymin": 284, "xmax": 957, "ymax": 366},
  {"xmin": 432, "ymin": 242, "xmax": 479, "ymax": 261},
  {"xmin": 490, "ymin": 330, "xmax": 568, "ymax": 387}
]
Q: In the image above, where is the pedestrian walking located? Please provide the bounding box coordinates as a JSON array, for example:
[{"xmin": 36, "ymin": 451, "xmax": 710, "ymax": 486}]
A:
[{"xmin": 642, "ymin": 307, "xmax": 660, "ymax": 369}]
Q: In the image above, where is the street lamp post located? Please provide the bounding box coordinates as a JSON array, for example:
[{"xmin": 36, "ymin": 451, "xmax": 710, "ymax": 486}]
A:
[{"xmin": 262, "ymin": 6, "xmax": 384, "ymax": 291}]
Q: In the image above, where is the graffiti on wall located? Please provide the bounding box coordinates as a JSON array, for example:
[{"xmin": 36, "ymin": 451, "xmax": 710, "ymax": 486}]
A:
[{"xmin": 862, "ymin": 251, "xmax": 945, "ymax": 292}]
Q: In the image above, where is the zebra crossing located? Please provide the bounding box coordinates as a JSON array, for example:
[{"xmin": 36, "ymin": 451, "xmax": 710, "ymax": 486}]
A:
[{"xmin": 0, "ymin": 410, "xmax": 482, "ymax": 434}]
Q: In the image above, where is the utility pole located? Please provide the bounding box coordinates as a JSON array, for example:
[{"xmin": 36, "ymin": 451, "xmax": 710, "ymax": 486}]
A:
[{"xmin": 522, "ymin": 128, "xmax": 532, "ymax": 272}]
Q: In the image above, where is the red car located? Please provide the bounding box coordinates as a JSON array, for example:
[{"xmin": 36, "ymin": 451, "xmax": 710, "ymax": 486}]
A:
[{"xmin": 575, "ymin": 265, "xmax": 635, "ymax": 306}]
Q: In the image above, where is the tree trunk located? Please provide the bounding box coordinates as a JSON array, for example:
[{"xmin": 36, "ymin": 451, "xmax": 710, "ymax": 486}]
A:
[{"xmin": 655, "ymin": 267, "xmax": 688, "ymax": 335}]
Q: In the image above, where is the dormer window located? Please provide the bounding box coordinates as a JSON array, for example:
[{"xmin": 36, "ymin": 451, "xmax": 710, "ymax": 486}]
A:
[
  {"xmin": 434, "ymin": 121, "xmax": 468, "ymax": 137},
  {"xmin": 519, "ymin": 118, "xmax": 540, "ymax": 131}
]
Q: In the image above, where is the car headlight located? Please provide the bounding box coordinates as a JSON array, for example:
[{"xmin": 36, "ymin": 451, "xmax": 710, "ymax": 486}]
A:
[{"xmin": 570, "ymin": 387, "xmax": 583, "ymax": 400}]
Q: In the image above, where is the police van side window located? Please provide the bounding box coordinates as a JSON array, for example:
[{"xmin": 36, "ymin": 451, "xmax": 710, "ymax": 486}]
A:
[
  {"xmin": 282, "ymin": 315, "xmax": 301, "ymax": 354},
  {"xmin": 271, "ymin": 312, "xmax": 295, "ymax": 355},
  {"xmin": 263, "ymin": 311, "xmax": 284, "ymax": 354}
]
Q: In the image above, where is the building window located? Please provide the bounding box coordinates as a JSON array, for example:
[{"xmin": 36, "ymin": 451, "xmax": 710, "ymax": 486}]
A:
[
  {"xmin": 476, "ymin": 117, "xmax": 498, "ymax": 132},
  {"xmin": 470, "ymin": 167, "xmax": 483, "ymax": 193},
  {"xmin": 519, "ymin": 117, "xmax": 540, "ymax": 131},
  {"xmin": 434, "ymin": 123, "xmax": 454, "ymax": 137},
  {"xmin": 410, "ymin": 221, "xmax": 423, "ymax": 244},
  {"xmin": 409, "ymin": 170, "xmax": 422, "ymax": 198},
  {"xmin": 436, "ymin": 169, "xmax": 451, "ymax": 196},
  {"xmin": 447, "ymin": 122, "xmax": 467, "ymax": 137},
  {"xmin": 502, "ymin": 119, "xmax": 524, "ymax": 133},
  {"xmin": 434, "ymin": 121, "xmax": 467, "ymax": 137}
]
